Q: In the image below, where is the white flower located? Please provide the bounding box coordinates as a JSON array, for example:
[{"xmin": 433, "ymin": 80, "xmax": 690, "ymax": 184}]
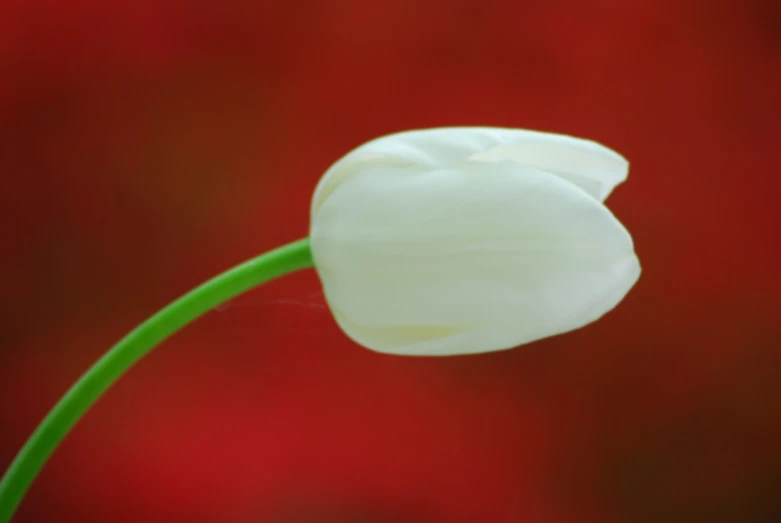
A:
[{"xmin": 310, "ymin": 127, "xmax": 640, "ymax": 356}]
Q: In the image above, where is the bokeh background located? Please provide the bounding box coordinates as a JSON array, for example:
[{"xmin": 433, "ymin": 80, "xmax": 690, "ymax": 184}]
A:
[{"xmin": 1, "ymin": 0, "xmax": 780, "ymax": 522}]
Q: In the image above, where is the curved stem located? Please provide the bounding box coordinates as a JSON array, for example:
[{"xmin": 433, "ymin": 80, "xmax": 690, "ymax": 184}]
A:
[{"xmin": 0, "ymin": 238, "xmax": 314, "ymax": 522}]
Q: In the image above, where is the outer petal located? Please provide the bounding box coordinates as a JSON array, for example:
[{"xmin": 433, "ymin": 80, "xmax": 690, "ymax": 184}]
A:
[
  {"xmin": 311, "ymin": 128, "xmax": 628, "ymax": 213},
  {"xmin": 311, "ymin": 161, "xmax": 640, "ymax": 356}
]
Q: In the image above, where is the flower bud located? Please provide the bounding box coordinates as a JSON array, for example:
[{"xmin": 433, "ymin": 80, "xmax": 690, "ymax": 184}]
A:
[{"xmin": 310, "ymin": 128, "xmax": 640, "ymax": 356}]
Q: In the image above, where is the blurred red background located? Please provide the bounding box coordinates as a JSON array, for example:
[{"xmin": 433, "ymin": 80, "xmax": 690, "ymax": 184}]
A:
[{"xmin": 1, "ymin": 1, "xmax": 780, "ymax": 522}]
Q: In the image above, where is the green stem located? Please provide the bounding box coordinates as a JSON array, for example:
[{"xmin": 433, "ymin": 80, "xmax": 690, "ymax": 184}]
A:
[{"xmin": 0, "ymin": 238, "xmax": 314, "ymax": 522}]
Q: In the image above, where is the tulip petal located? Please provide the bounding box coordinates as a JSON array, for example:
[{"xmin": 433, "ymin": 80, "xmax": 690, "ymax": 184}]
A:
[
  {"xmin": 330, "ymin": 310, "xmax": 529, "ymax": 356},
  {"xmin": 312, "ymin": 128, "xmax": 628, "ymax": 212},
  {"xmin": 311, "ymin": 160, "xmax": 640, "ymax": 355}
]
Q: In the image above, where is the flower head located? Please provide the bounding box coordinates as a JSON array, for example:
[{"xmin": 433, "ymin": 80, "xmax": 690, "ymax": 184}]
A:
[{"xmin": 310, "ymin": 127, "xmax": 640, "ymax": 356}]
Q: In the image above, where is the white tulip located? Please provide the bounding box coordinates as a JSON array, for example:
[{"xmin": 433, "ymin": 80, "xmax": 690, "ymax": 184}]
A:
[{"xmin": 310, "ymin": 127, "xmax": 640, "ymax": 356}]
